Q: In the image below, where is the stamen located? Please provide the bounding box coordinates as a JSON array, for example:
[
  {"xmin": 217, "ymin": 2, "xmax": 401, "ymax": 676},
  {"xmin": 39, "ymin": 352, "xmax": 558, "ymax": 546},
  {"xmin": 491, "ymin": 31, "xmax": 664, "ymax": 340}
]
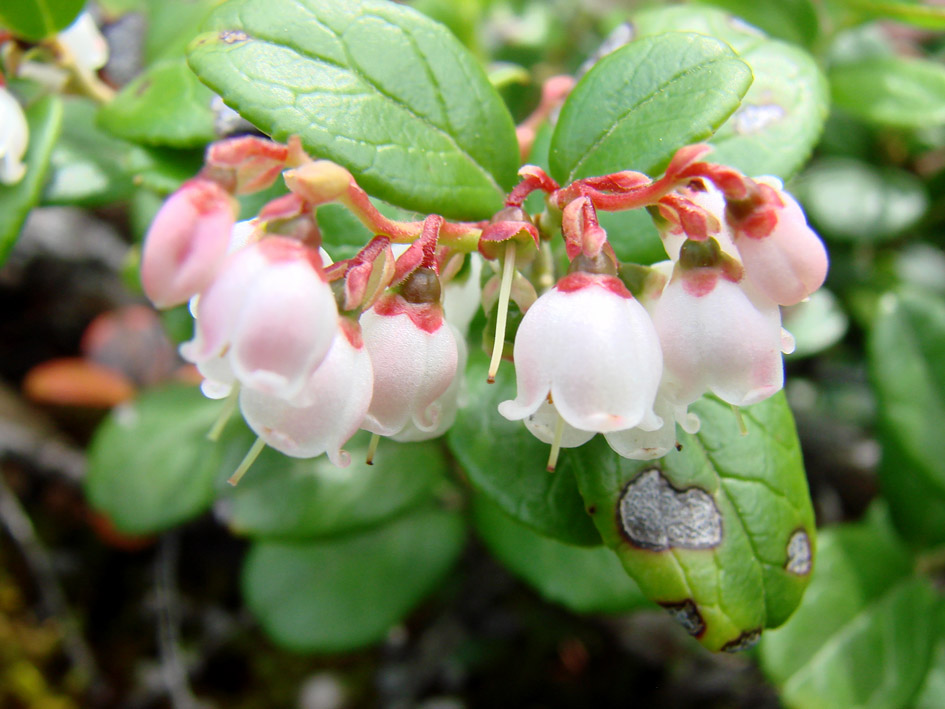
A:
[
  {"xmin": 228, "ymin": 437, "xmax": 267, "ymax": 486},
  {"xmin": 731, "ymin": 405, "xmax": 748, "ymax": 436},
  {"xmin": 366, "ymin": 433, "xmax": 381, "ymax": 465},
  {"xmin": 546, "ymin": 412, "xmax": 565, "ymax": 472},
  {"xmin": 488, "ymin": 241, "xmax": 517, "ymax": 383},
  {"xmin": 207, "ymin": 386, "xmax": 240, "ymax": 442}
]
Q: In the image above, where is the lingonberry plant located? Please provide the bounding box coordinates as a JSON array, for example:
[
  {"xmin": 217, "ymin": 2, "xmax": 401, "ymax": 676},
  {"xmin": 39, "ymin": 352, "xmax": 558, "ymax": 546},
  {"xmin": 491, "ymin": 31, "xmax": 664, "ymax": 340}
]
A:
[{"xmin": 3, "ymin": 0, "xmax": 945, "ymax": 706}]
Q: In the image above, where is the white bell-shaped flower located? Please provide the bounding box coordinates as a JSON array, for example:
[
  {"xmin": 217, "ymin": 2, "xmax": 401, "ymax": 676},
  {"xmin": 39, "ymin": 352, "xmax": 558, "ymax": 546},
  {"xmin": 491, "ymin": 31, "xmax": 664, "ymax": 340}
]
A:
[
  {"xmin": 653, "ymin": 262, "xmax": 788, "ymax": 410},
  {"xmin": 59, "ymin": 12, "xmax": 109, "ymax": 72},
  {"xmin": 729, "ymin": 177, "xmax": 828, "ymax": 306},
  {"xmin": 181, "ymin": 236, "xmax": 338, "ymax": 401},
  {"xmin": 239, "ymin": 319, "xmax": 373, "ymax": 466},
  {"xmin": 498, "ymin": 272, "xmax": 663, "ymax": 434},
  {"xmin": 392, "ymin": 324, "xmax": 467, "ymax": 442},
  {"xmin": 360, "ymin": 293, "xmax": 459, "ymax": 437},
  {"xmin": 0, "ymin": 85, "xmax": 29, "ymax": 185}
]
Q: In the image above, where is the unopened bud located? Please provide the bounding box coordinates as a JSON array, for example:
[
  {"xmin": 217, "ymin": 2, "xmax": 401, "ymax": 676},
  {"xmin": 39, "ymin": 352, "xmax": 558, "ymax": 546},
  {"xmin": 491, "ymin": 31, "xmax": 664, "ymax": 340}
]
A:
[{"xmin": 283, "ymin": 160, "xmax": 352, "ymax": 205}]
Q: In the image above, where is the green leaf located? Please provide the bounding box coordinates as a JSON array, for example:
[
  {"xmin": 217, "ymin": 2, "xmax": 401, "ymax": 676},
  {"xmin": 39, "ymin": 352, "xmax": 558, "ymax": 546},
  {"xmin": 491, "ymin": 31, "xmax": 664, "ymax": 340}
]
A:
[
  {"xmin": 187, "ymin": 0, "xmax": 518, "ymax": 220},
  {"xmin": 97, "ymin": 59, "xmax": 217, "ymax": 148},
  {"xmin": 0, "ymin": 94, "xmax": 63, "ymax": 264},
  {"xmin": 570, "ymin": 393, "xmax": 815, "ymax": 652},
  {"xmin": 833, "ymin": 0, "xmax": 945, "ymax": 30},
  {"xmin": 693, "ymin": 0, "xmax": 821, "ymax": 46},
  {"xmin": 472, "ymin": 495, "xmax": 649, "ymax": 615},
  {"xmin": 85, "ymin": 386, "xmax": 239, "ymax": 535},
  {"xmin": 223, "ymin": 431, "xmax": 448, "ymax": 540},
  {"xmin": 630, "ymin": 6, "xmax": 829, "ymax": 180},
  {"xmin": 242, "ymin": 505, "xmax": 465, "ymax": 652},
  {"xmin": 447, "ymin": 351, "xmax": 601, "ymax": 547},
  {"xmin": 794, "ymin": 158, "xmax": 928, "ymax": 243},
  {"xmin": 550, "ymin": 32, "xmax": 752, "ymax": 183},
  {"xmin": 761, "ymin": 508, "xmax": 941, "ymax": 709},
  {"xmin": 0, "ymin": 0, "xmax": 85, "ymax": 41},
  {"xmin": 42, "ymin": 98, "xmax": 136, "ymax": 207},
  {"xmin": 869, "ymin": 291, "xmax": 945, "ymax": 497},
  {"xmin": 143, "ymin": 0, "xmax": 227, "ymax": 64},
  {"xmin": 914, "ymin": 604, "xmax": 945, "ymax": 708},
  {"xmin": 830, "ymin": 56, "xmax": 945, "ymax": 129},
  {"xmin": 878, "ymin": 434, "xmax": 945, "ymax": 549}
]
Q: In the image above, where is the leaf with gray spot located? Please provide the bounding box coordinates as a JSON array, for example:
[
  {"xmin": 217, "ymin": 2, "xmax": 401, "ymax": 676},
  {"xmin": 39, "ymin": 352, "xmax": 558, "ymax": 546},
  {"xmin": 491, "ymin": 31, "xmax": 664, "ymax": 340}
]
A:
[
  {"xmin": 187, "ymin": 0, "xmax": 518, "ymax": 220},
  {"xmin": 568, "ymin": 392, "xmax": 815, "ymax": 652},
  {"xmin": 630, "ymin": 5, "xmax": 829, "ymax": 180}
]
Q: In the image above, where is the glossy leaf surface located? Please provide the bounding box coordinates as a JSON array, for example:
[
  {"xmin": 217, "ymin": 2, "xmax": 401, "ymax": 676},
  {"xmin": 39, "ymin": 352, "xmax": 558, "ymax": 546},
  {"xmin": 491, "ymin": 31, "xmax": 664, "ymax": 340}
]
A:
[
  {"xmin": 550, "ymin": 32, "xmax": 752, "ymax": 183},
  {"xmin": 187, "ymin": 0, "xmax": 518, "ymax": 219},
  {"xmin": 570, "ymin": 394, "xmax": 815, "ymax": 651},
  {"xmin": 448, "ymin": 352, "xmax": 601, "ymax": 547}
]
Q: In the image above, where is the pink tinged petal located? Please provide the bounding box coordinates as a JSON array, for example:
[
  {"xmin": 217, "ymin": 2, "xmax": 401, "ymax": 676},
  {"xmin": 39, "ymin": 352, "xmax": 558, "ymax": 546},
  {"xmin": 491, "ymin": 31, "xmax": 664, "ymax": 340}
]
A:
[
  {"xmin": 239, "ymin": 327, "xmax": 373, "ymax": 466},
  {"xmin": 393, "ymin": 325, "xmax": 468, "ymax": 442},
  {"xmin": 604, "ymin": 395, "xmax": 677, "ymax": 460},
  {"xmin": 660, "ymin": 185, "xmax": 739, "ymax": 262},
  {"xmin": 228, "ymin": 257, "xmax": 339, "ymax": 399},
  {"xmin": 0, "ymin": 86, "xmax": 29, "ymax": 185},
  {"xmin": 733, "ymin": 182, "xmax": 828, "ymax": 306},
  {"xmin": 654, "ymin": 271, "xmax": 784, "ymax": 410},
  {"xmin": 196, "ymin": 356, "xmax": 235, "ymax": 399},
  {"xmin": 499, "ymin": 274, "xmax": 663, "ymax": 434},
  {"xmin": 141, "ymin": 179, "xmax": 238, "ymax": 308},
  {"xmin": 360, "ymin": 301, "xmax": 458, "ymax": 437},
  {"xmin": 522, "ymin": 400, "xmax": 595, "ymax": 448}
]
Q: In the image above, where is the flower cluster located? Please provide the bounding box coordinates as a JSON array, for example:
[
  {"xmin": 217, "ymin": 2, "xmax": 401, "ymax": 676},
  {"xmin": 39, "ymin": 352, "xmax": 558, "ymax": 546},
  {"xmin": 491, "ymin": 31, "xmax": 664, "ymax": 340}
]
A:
[{"xmin": 140, "ymin": 136, "xmax": 826, "ymax": 480}]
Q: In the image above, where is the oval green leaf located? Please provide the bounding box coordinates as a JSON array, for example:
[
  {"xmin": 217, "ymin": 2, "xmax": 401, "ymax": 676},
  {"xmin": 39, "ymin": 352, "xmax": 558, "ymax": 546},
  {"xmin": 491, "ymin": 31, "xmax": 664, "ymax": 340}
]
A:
[
  {"xmin": 630, "ymin": 6, "xmax": 828, "ymax": 180},
  {"xmin": 570, "ymin": 393, "xmax": 815, "ymax": 652},
  {"xmin": 97, "ymin": 59, "xmax": 217, "ymax": 148},
  {"xmin": 550, "ymin": 32, "xmax": 752, "ymax": 183},
  {"xmin": 869, "ymin": 291, "xmax": 945, "ymax": 498},
  {"xmin": 447, "ymin": 351, "xmax": 601, "ymax": 547},
  {"xmin": 794, "ymin": 158, "xmax": 928, "ymax": 243},
  {"xmin": 187, "ymin": 0, "xmax": 518, "ymax": 220},
  {"xmin": 761, "ymin": 507, "xmax": 941, "ymax": 709},
  {"xmin": 222, "ymin": 431, "xmax": 448, "ymax": 540},
  {"xmin": 830, "ymin": 55, "xmax": 945, "ymax": 129},
  {"xmin": 85, "ymin": 385, "xmax": 239, "ymax": 535},
  {"xmin": 0, "ymin": 93, "xmax": 63, "ymax": 264},
  {"xmin": 0, "ymin": 0, "xmax": 85, "ymax": 41},
  {"xmin": 242, "ymin": 505, "xmax": 465, "ymax": 652},
  {"xmin": 472, "ymin": 495, "xmax": 649, "ymax": 615},
  {"xmin": 693, "ymin": 0, "xmax": 821, "ymax": 47}
]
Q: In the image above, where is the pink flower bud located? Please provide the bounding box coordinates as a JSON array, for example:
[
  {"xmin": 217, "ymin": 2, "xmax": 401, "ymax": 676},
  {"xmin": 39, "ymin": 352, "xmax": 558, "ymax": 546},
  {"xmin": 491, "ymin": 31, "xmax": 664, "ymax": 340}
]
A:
[
  {"xmin": 498, "ymin": 272, "xmax": 663, "ymax": 434},
  {"xmin": 0, "ymin": 85, "xmax": 28, "ymax": 185},
  {"xmin": 360, "ymin": 295, "xmax": 459, "ymax": 437},
  {"xmin": 729, "ymin": 179, "xmax": 828, "ymax": 306},
  {"xmin": 653, "ymin": 265, "xmax": 788, "ymax": 409},
  {"xmin": 181, "ymin": 236, "xmax": 339, "ymax": 400},
  {"xmin": 140, "ymin": 179, "xmax": 238, "ymax": 308},
  {"xmin": 205, "ymin": 136, "xmax": 289, "ymax": 195},
  {"xmin": 239, "ymin": 319, "xmax": 373, "ymax": 466}
]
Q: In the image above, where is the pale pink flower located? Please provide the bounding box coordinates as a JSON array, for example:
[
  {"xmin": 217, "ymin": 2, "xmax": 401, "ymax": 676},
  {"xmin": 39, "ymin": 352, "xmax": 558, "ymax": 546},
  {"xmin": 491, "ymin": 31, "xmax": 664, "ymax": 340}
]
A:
[
  {"xmin": 59, "ymin": 13, "xmax": 109, "ymax": 72},
  {"xmin": 239, "ymin": 319, "xmax": 373, "ymax": 466},
  {"xmin": 659, "ymin": 184, "xmax": 739, "ymax": 262},
  {"xmin": 0, "ymin": 85, "xmax": 28, "ymax": 185},
  {"xmin": 498, "ymin": 272, "xmax": 663, "ymax": 434},
  {"xmin": 140, "ymin": 179, "xmax": 238, "ymax": 308},
  {"xmin": 392, "ymin": 324, "xmax": 467, "ymax": 442},
  {"xmin": 181, "ymin": 236, "xmax": 338, "ymax": 401},
  {"xmin": 653, "ymin": 264, "xmax": 789, "ymax": 410},
  {"xmin": 360, "ymin": 295, "xmax": 459, "ymax": 437},
  {"xmin": 729, "ymin": 177, "xmax": 828, "ymax": 306}
]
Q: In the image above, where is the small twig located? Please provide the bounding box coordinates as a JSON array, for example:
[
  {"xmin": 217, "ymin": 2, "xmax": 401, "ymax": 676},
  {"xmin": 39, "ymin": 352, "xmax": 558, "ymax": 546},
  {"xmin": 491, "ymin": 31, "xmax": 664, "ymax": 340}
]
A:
[
  {"xmin": 154, "ymin": 532, "xmax": 204, "ymax": 709},
  {"xmin": 0, "ymin": 468, "xmax": 103, "ymax": 693}
]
